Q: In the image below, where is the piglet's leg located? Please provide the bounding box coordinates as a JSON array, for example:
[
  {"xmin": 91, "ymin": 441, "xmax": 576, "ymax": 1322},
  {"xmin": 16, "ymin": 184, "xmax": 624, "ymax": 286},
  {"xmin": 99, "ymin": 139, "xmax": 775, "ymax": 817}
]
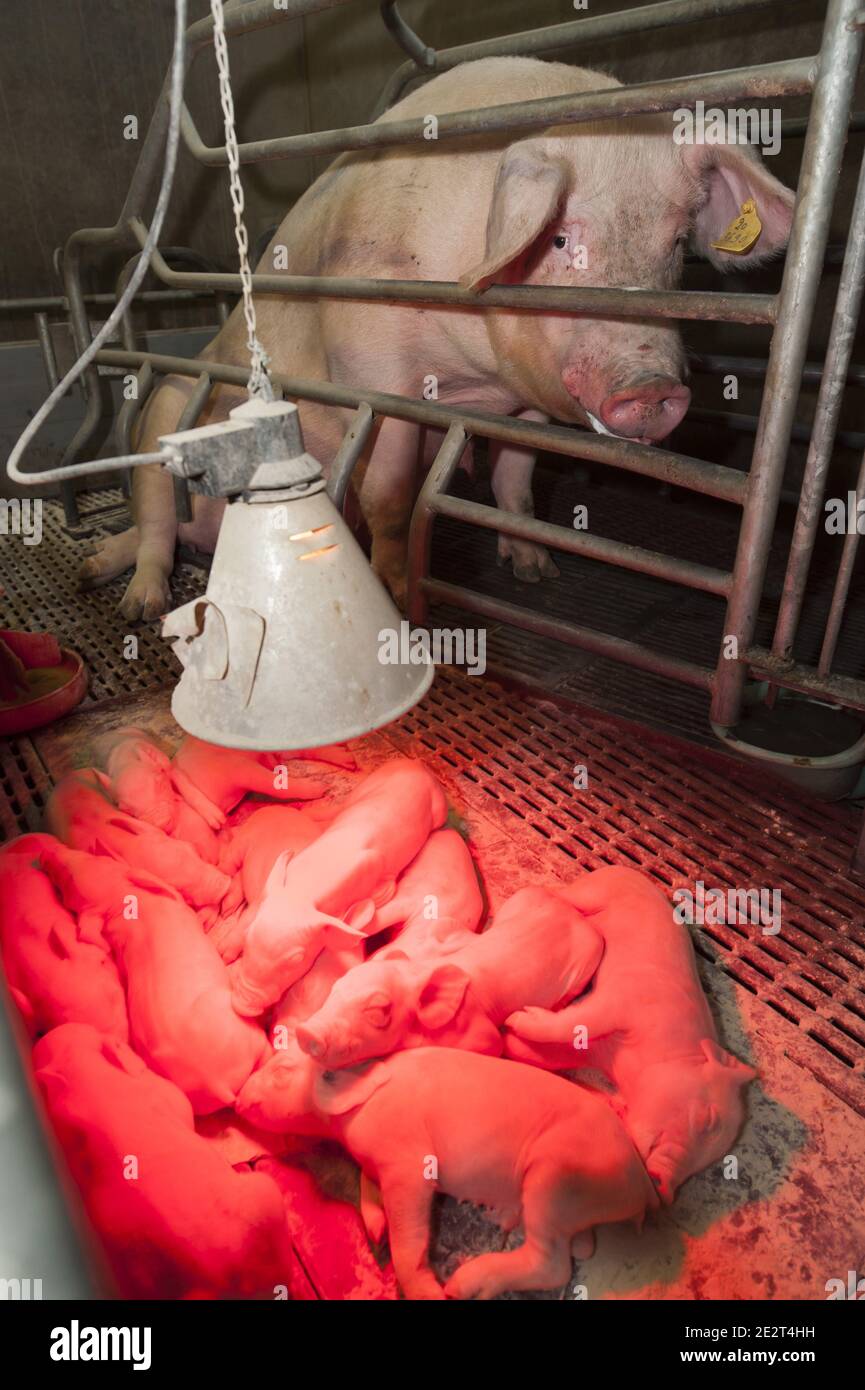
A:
[
  {"xmin": 444, "ymin": 1169, "xmax": 573, "ymax": 1300},
  {"xmin": 381, "ymin": 1178, "xmax": 444, "ymax": 1301},
  {"xmin": 243, "ymin": 762, "xmax": 328, "ymax": 802}
]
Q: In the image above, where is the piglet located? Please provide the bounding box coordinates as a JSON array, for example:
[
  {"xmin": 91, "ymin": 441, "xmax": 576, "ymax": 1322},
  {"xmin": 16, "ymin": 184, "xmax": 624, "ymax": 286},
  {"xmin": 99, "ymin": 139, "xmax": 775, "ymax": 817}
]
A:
[
  {"xmin": 44, "ymin": 768, "xmax": 229, "ymax": 909},
  {"xmin": 171, "ymin": 736, "xmax": 333, "ymax": 815},
  {"xmin": 370, "ymin": 827, "xmax": 484, "ymax": 956},
  {"xmin": 231, "ymin": 758, "xmax": 448, "ymax": 1016},
  {"xmin": 39, "ymin": 842, "xmax": 267, "ymax": 1114},
  {"xmin": 0, "ymin": 835, "xmax": 127, "ymax": 1040},
  {"xmin": 297, "ymin": 885, "xmax": 603, "ymax": 1069},
  {"xmin": 234, "ymin": 931, "xmax": 367, "ymax": 1134},
  {"xmin": 34, "ymin": 1023, "xmax": 300, "ymax": 1299},
  {"xmin": 313, "ymin": 1047, "xmax": 658, "ymax": 1299},
  {"xmin": 212, "ymin": 804, "xmax": 322, "ymax": 961},
  {"xmin": 92, "ymin": 726, "xmax": 223, "ymax": 861},
  {"xmin": 504, "ymin": 867, "xmax": 756, "ymax": 1202}
]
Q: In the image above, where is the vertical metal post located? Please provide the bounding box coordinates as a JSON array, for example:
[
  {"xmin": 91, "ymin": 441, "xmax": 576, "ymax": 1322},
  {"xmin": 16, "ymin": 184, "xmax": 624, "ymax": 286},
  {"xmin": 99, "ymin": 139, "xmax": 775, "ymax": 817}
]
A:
[
  {"xmin": 772, "ymin": 144, "xmax": 865, "ymax": 660},
  {"xmin": 327, "ymin": 402, "xmax": 376, "ymax": 512},
  {"xmin": 711, "ymin": 0, "xmax": 864, "ymax": 729},
  {"xmin": 406, "ymin": 423, "xmax": 468, "ymax": 625}
]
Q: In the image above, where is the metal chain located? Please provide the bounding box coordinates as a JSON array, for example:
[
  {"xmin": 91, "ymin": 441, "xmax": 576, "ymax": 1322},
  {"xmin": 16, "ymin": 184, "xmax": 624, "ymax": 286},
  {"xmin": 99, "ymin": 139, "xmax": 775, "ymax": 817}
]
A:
[{"xmin": 210, "ymin": 0, "xmax": 274, "ymax": 401}]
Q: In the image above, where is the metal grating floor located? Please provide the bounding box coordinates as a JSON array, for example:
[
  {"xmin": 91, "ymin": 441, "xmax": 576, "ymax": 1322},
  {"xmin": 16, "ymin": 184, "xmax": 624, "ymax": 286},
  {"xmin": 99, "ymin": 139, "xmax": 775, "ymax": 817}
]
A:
[{"xmin": 2, "ymin": 488, "xmax": 865, "ymax": 1122}]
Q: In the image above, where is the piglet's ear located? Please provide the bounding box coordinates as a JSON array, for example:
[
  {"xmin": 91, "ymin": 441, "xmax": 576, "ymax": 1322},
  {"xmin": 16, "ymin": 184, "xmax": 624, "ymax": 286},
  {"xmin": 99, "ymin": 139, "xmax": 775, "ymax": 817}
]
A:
[
  {"xmin": 685, "ymin": 143, "xmax": 795, "ymax": 271},
  {"xmin": 313, "ymin": 1061, "xmax": 389, "ymax": 1116},
  {"xmin": 700, "ymin": 1037, "xmax": 756, "ymax": 1084},
  {"xmin": 321, "ymin": 915, "xmax": 368, "ymax": 949},
  {"xmin": 416, "ymin": 964, "xmax": 471, "ymax": 1030},
  {"xmin": 262, "ymin": 849, "xmax": 292, "ymax": 898},
  {"xmin": 459, "ymin": 142, "xmax": 569, "ymax": 292}
]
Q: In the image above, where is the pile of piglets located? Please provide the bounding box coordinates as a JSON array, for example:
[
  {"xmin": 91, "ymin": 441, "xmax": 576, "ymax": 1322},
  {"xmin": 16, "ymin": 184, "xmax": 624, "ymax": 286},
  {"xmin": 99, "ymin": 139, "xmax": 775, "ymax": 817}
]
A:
[{"xmin": 0, "ymin": 728, "xmax": 755, "ymax": 1300}]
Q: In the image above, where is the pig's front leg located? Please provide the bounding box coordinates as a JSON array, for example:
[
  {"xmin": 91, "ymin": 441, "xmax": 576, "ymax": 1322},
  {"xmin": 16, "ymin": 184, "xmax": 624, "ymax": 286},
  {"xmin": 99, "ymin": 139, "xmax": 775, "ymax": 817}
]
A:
[
  {"xmin": 356, "ymin": 416, "xmax": 422, "ymax": 611},
  {"xmin": 490, "ymin": 411, "xmax": 561, "ymax": 583}
]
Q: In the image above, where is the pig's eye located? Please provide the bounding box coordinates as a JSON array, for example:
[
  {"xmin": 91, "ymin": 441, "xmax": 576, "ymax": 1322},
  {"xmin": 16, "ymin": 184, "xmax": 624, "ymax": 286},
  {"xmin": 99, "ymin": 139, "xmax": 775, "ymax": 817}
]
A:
[
  {"xmin": 363, "ymin": 994, "xmax": 392, "ymax": 1028},
  {"xmin": 552, "ymin": 234, "xmax": 569, "ymax": 251}
]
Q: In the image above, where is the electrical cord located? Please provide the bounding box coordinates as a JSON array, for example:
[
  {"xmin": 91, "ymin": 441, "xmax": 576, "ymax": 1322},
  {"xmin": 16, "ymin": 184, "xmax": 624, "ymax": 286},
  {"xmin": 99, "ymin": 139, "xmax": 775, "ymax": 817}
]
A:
[{"xmin": 4, "ymin": 0, "xmax": 190, "ymax": 486}]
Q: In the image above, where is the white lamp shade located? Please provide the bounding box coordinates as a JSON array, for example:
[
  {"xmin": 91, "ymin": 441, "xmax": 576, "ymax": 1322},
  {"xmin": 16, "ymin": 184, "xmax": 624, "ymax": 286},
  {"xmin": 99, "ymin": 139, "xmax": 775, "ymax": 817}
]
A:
[{"xmin": 162, "ymin": 486, "xmax": 433, "ymax": 750}]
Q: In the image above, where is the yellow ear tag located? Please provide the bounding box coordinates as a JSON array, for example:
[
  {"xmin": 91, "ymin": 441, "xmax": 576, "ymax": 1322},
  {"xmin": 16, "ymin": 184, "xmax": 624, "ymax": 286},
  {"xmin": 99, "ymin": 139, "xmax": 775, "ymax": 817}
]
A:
[{"xmin": 711, "ymin": 199, "xmax": 762, "ymax": 254}]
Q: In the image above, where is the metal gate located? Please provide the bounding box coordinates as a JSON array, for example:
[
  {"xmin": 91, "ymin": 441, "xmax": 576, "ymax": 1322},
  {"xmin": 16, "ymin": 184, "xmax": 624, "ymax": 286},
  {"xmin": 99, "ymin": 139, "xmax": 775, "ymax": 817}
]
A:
[{"xmin": 9, "ymin": 0, "xmax": 865, "ymax": 789}]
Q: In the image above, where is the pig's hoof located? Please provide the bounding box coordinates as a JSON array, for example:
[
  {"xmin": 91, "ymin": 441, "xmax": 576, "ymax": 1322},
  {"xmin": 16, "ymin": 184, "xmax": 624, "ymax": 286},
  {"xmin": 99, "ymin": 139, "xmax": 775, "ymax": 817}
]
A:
[
  {"xmin": 78, "ymin": 528, "xmax": 139, "ymax": 589},
  {"xmin": 443, "ymin": 1258, "xmax": 500, "ymax": 1301},
  {"xmin": 118, "ymin": 567, "xmax": 172, "ymax": 623},
  {"xmin": 497, "ymin": 537, "xmax": 560, "ymax": 584}
]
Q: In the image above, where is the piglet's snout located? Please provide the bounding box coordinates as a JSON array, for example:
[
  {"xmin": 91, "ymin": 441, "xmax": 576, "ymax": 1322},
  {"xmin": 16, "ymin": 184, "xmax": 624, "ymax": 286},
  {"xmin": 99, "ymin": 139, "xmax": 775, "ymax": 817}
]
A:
[
  {"xmin": 295, "ymin": 1024, "xmax": 325, "ymax": 1059},
  {"xmin": 598, "ymin": 378, "xmax": 690, "ymax": 441}
]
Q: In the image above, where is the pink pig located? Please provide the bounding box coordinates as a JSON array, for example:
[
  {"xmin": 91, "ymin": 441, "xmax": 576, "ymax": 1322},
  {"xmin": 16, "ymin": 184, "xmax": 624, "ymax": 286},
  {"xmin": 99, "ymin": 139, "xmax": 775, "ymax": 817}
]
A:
[
  {"xmin": 44, "ymin": 768, "xmax": 229, "ymax": 909},
  {"xmin": 297, "ymin": 885, "xmax": 603, "ymax": 1068},
  {"xmin": 39, "ymin": 842, "xmax": 267, "ymax": 1114},
  {"xmin": 234, "ymin": 937, "xmax": 368, "ymax": 1135},
  {"xmin": 211, "ymin": 804, "xmax": 323, "ymax": 962},
  {"xmin": 0, "ymin": 835, "xmax": 127, "ymax": 1040},
  {"xmin": 370, "ymin": 827, "xmax": 485, "ymax": 956},
  {"xmin": 92, "ymin": 726, "xmax": 223, "ymax": 862},
  {"xmin": 231, "ymin": 758, "xmax": 448, "ymax": 1016},
  {"xmin": 311, "ymin": 1046, "xmax": 658, "ymax": 1299},
  {"xmin": 170, "ymin": 736, "xmax": 347, "ymax": 815},
  {"xmin": 34, "ymin": 1023, "xmax": 299, "ymax": 1299},
  {"xmin": 504, "ymin": 867, "xmax": 756, "ymax": 1202}
]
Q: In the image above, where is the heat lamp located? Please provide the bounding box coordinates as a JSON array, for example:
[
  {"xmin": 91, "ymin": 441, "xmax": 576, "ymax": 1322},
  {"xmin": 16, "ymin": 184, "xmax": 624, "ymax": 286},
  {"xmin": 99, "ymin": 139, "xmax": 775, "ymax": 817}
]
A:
[{"xmin": 159, "ymin": 398, "xmax": 433, "ymax": 751}]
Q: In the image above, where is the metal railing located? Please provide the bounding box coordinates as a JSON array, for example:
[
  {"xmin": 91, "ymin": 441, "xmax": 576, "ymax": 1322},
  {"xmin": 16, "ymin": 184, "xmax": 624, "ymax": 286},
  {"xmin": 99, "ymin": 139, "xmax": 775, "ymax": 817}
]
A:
[{"xmin": 14, "ymin": 0, "xmax": 865, "ymax": 789}]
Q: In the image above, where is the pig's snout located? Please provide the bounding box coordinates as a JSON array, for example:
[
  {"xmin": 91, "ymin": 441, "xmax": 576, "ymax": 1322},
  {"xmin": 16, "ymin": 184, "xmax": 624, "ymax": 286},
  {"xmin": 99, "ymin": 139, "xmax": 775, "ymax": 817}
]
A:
[
  {"xmin": 296, "ymin": 1024, "xmax": 325, "ymax": 1059},
  {"xmin": 597, "ymin": 378, "xmax": 690, "ymax": 442}
]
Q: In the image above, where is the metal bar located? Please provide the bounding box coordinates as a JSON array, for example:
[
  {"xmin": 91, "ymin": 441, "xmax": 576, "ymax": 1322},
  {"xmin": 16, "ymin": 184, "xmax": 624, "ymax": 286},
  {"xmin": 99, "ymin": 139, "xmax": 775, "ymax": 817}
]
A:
[
  {"xmin": 689, "ymin": 407, "xmax": 865, "ymax": 452},
  {"xmin": 327, "ymin": 402, "xmax": 376, "ymax": 511},
  {"xmin": 374, "ymin": 0, "xmax": 795, "ymax": 116},
  {"xmin": 710, "ymin": 0, "xmax": 864, "ymax": 730},
  {"xmin": 133, "ymin": 230, "xmax": 776, "ymax": 324},
  {"xmin": 380, "ymin": 1, "xmax": 435, "ymax": 69},
  {"xmin": 746, "ymin": 646, "xmax": 865, "ymax": 714},
  {"xmin": 180, "ymin": 56, "xmax": 815, "ymax": 167},
  {"xmin": 431, "ymin": 493, "xmax": 733, "ymax": 597},
  {"xmin": 115, "ymin": 362, "xmax": 155, "ymax": 456},
  {"xmin": 818, "ymin": 445, "xmax": 865, "ymax": 675},
  {"xmin": 407, "ymin": 424, "xmax": 470, "ymax": 626},
  {"xmin": 0, "ymin": 290, "xmax": 223, "ymax": 312},
  {"xmin": 187, "ymin": 0, "xmax": 354, "ymax": 48},
  {"xmin": 692, "ymin": 353, "xmax": 865, "ymax": 387},
  {"xmin": 772, "ymin": 145, "xmax": 865, "ymax": 663},
  {"xmin": 94, "ymin": 346, "xmax": 749, "ymax": 504},
  {"xmin": 34, "ymin": 312, "xmax": 59, "ymax": 391},
  {"xmin": 422, "ymin": 578, "xmax": 715, "ymax": 692}
]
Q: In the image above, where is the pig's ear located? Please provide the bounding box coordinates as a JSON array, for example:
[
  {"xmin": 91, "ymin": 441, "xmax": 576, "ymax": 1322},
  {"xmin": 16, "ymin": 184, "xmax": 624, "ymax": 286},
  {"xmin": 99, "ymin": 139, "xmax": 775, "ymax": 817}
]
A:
[
  {"xmin": 459, "ymin": 144, "xmax": 569, "ymax": 292},
  {"xmin": 416, "ymin": 963, "xmax": 471, "ymax": 1030},
  {"xmin": 313, "ymin": 1061, "xmax": 390, "ymax": 1116},
  {"xmin": 263, "ymin": 849, "xmax": 292, "ymax": 898},
  {"xmin": 686, "ymin": 144, "xmax": 795, "ymax": 271},
  {"xmin": 321, "ymin": 915, "xmax": 369, "ymax": 948},
  {"xmin": 700, "ymin": 1037, "xmax": 757, "ymax": 1084}
]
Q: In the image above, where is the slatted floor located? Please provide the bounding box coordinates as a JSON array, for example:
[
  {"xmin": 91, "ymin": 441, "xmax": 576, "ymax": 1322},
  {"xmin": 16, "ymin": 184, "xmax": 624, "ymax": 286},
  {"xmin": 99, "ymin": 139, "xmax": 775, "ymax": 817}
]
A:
[{"xmin": 2, "ymin": 486, "xmax": 865, "ymax": 1123}]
